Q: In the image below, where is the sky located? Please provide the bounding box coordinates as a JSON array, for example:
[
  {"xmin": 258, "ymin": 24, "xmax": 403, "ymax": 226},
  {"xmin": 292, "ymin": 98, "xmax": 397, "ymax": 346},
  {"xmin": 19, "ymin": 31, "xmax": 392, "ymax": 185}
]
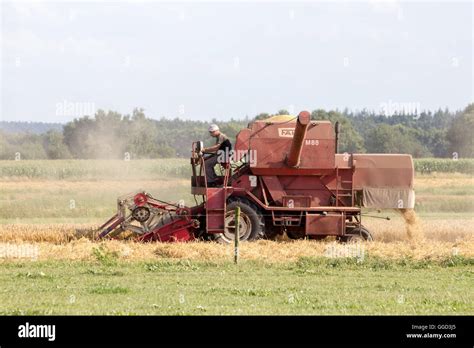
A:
[{"xmin": 1, "ymin": 0, "xmax": 472, "ymax": 123}]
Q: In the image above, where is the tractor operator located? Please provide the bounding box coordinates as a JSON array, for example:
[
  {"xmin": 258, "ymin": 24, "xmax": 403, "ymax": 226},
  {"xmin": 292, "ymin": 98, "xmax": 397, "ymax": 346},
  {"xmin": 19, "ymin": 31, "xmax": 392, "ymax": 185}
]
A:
[{"xmin": 202, "ymin": 124, "xmax": 231, "ymax": 186}]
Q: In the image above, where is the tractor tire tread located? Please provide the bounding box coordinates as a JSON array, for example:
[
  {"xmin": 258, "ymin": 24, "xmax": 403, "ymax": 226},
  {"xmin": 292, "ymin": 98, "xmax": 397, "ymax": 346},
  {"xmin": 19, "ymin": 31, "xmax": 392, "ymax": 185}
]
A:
[{"xmin": 214, "ymin": 197, "xmax": 265, "ymax": 243}]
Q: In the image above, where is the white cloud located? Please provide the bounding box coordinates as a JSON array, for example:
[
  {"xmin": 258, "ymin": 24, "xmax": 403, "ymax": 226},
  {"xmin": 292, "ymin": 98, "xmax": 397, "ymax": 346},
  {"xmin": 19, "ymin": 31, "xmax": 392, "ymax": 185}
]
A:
[
  {"xmin": 9, "ymin": 1, "xmax": 61, "ymax": 22},
  {"xmin": 3, "ymin": 28, "xmax": 113, "ymax": 59},
  {"xmin": 368, "ymin": 0, "xmax": 402, "ymax": 14}
]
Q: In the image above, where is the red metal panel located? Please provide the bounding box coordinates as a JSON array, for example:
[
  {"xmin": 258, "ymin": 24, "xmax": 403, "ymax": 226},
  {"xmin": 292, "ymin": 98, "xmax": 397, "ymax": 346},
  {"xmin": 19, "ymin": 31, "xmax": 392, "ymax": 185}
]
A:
[
  {"xmin": 279, "ymin": 176, "xmax": 334, "ymax": 206},
  {"xmin": 282, "ymin": 196, "xmax": 311, "ymax": 208},
  {"xmin": 237, "ymin": 118, "xmax": 336, "ymax": 174},
  {"xmin": 231, "ymin": 174, "xmax": 253, "ymax": 191},
  {"xmin": 305, "ymin": 213, "xmax": 344, "ymax": 235},
  {"xmin": 261, "ymin": 176, "xmax": 286, "ymax": 204},
  {"xmin": 206, "ymin": 188, "xmax": 227, "ymax": 233},
  {"xmin": 143, "ymin": 218, "xmax": 195, "ymax": 242},
  {"xmin": 234, "ymin": 128, "xmax": 252, "ymax": 162}
]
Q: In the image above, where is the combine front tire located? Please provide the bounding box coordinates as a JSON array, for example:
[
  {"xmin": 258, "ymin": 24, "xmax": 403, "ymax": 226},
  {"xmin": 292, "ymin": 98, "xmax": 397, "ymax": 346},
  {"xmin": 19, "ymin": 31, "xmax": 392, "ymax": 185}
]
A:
[{"xmin": 215, "ymin": 199, "xmax": 265, "ymax": 244}]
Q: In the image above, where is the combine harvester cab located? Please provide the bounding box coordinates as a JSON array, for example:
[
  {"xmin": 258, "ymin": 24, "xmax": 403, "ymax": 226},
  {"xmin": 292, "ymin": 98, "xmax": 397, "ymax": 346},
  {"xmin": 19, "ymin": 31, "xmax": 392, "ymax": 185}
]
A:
[{"xmin": 98, "ymin": 111, "xmax": 415, "ymax": 243}]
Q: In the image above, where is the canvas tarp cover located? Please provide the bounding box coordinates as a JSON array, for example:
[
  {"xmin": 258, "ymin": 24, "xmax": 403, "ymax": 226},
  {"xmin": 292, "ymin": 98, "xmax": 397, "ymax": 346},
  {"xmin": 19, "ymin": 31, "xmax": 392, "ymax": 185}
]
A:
[{"xmin": 362, "ymin": 187, "xmax": 415, "ymax": 209}]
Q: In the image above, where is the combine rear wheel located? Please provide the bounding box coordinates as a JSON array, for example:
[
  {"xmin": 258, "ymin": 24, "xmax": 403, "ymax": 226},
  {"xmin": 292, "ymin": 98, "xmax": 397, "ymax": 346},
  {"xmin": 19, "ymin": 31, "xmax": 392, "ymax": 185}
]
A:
[
  {"xmin": 214, "ymin": 199, "xmax": 265, "ymax": 244},
  {"xmin": 341, "ymin": 226, "xmax": 373, "ymax": 243}
]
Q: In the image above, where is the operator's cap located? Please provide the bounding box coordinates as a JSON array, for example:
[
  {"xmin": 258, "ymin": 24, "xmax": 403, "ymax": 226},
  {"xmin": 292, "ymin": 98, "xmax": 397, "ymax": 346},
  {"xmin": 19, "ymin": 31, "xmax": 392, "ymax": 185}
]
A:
[{"xmin": 208, "ymin": 124, "xmax": 219, "ymax": 132}]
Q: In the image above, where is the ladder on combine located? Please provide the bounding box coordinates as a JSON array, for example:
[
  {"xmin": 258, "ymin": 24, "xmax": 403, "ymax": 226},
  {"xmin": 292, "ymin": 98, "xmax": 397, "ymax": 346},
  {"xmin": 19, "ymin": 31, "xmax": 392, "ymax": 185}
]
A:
[
  {"xmin": 204, "ymin": 160, "xmax": 232, "ymax": 234},
  {"xmin": 205, "ymin": 187, "xmax": 227, "ymax": 233},
  {"xmin": 334, "ymin": 167, "xmax": 354, "ymax": 207}
]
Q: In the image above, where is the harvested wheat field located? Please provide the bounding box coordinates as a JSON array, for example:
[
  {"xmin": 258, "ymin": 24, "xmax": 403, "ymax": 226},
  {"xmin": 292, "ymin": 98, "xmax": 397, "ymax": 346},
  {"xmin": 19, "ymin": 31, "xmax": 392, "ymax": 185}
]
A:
[
  {"xmin": 1, "ymin": 238, "xmax": 473, "ymax": 263},
  {"xmin": 0, "ymin": 217, "xmax": 473, "ymax": 262}
]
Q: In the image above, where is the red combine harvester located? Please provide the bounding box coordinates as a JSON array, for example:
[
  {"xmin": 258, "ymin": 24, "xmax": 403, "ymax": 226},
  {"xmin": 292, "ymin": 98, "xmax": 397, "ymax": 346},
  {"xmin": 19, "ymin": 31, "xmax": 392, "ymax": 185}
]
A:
[{"xmin": 98, "ymin": 111, "xmax": 415, "ymax": 243}]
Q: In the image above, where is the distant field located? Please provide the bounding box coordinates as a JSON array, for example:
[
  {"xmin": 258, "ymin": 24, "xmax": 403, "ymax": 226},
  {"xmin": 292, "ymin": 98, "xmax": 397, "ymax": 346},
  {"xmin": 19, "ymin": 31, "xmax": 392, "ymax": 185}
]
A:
[
  {"xmin": 0, "ymin": 159, "xmax": 472, "ymax": 315},
  {"xmin": 0, "ymin": 158, "xmax": 472, "ymax": 179},
  {"xmin": 0, "ymin": 179, "xmax": 191, "ymax": 224},
  {"xmin": 0, "ymin": 159, "xmax": 190, "ymax": 180}
]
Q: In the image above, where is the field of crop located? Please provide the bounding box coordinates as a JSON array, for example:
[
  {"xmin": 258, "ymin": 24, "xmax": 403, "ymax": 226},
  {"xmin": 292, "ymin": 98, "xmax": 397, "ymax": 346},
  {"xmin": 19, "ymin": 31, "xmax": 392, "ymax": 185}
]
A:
[
  {"xmin": 0, "ymin": 159, "xmax": 472, "ymax": 315},
  {"xmin": 1, "ymin": 256, "xmax": 472, "ymax": 315}
]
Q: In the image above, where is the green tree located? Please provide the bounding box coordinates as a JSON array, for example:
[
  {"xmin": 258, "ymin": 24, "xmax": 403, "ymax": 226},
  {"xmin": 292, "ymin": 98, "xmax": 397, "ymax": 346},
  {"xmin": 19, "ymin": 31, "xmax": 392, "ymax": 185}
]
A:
[
  {"xmin": 0, "ymin": 132, "xmax": 48, "ymax": 159},
  {"xmin": 447, "ymin": 104, "xmax": 474, "ymax": 158},
  {"xmin": 43, "ymin": 130, "xmax": 71, "ymax": 159},
  {"xmin": 5, "ymin": 104, "xmax": 470, "ymax": 160},
  {"xmin": 365, "ymin": 124, "xmax": 431, "ymax": 157},
  {"xmin": 63, "ymin": 116, "xmax": 95, "ymax": 158},
  {"xmin": 254, "ymin": 113, "xmax": 270, "ymax": 121},
  {"xmin": 123, "ymin": 109, "xmax": 162, "ymax": 158},
  {"xmin": 311, "ymin": 109, "xmax": 366, "ymax": 153},
  {"xmin": 0, "ymin": 130, "xmax": 11, "ymax": 159},
  {"xmin": 64, "ymin": 110, "xmax": 126, "ymax": 159}
]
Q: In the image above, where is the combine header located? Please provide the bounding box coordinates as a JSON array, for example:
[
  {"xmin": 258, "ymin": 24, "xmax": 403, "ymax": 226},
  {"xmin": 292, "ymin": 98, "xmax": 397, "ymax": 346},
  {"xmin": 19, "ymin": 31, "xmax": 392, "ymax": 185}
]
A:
[{"xmin": 98, "ymin": 111, "xmax": 415, "ymax": 243}]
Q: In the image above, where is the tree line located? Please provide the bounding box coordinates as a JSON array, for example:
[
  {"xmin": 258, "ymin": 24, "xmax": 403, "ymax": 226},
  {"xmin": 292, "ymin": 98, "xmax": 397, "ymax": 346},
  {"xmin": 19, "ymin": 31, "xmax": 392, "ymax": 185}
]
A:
[{"xmin": 0, "ymin": 104, "xmax": 472, "ymax": 160}]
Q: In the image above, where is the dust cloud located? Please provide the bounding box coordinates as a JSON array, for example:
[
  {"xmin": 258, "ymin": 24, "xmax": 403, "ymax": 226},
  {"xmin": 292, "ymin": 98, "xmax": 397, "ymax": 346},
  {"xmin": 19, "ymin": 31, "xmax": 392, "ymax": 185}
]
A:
[{"xmin": 397, "ymin": 209, "xmax": 424, "ymax": 242}]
